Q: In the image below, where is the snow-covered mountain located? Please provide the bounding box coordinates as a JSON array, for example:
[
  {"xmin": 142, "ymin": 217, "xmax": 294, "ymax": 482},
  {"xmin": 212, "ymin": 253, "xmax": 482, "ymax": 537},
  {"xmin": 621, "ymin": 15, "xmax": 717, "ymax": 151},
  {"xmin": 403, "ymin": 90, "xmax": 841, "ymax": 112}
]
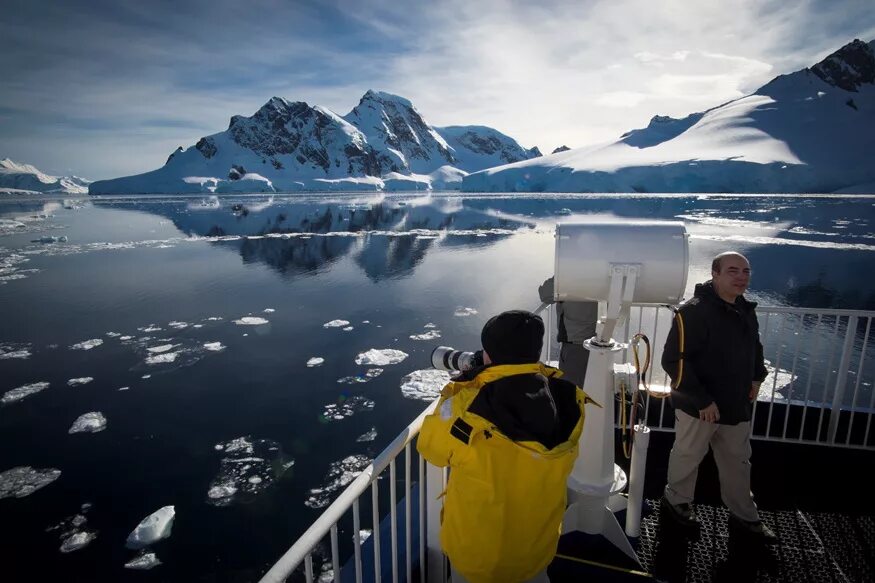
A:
[
  {"xmin": 463, "ymin": 39, "xmax": 875, "ymax": 194},
  {"xmin": 89, "ymin": 90, "xmax": 539, "ymax": 194},
  {"xmin": 1, "ymin": 158, "xmax": 90, "ymax": 195}
]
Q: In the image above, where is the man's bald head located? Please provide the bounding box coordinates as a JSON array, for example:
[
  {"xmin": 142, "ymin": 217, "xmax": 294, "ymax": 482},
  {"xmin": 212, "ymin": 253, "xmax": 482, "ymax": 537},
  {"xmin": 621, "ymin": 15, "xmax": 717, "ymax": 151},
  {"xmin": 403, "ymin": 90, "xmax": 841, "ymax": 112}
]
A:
[{"xmin": 711, "ymin": 251, "xmax": 749, "ymax": 274}]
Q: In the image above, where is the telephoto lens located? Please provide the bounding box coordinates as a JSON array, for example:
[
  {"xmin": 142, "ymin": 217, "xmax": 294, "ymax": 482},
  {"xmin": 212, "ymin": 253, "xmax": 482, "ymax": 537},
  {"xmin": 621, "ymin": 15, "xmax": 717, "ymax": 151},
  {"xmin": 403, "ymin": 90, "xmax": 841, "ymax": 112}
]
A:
[{"xmin": 430, "ymin": 346, "xmax": 483, "ymax": 372}]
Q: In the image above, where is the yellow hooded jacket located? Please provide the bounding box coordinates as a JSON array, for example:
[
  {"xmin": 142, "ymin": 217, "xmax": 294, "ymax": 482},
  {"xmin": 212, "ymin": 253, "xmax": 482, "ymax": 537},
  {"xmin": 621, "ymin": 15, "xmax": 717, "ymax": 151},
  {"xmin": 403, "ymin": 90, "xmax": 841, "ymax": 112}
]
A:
[{"xmin": 417, "ymin": 363, "xmax": 593, "ymax": 583}]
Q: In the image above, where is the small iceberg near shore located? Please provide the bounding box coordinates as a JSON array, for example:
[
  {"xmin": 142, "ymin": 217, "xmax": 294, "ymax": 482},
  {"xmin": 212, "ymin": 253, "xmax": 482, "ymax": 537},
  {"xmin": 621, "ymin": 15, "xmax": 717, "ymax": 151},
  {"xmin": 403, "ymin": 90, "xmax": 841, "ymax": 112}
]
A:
[{"xmin": 126, "ymin": 505, "xmax": 175, "ymax": 549}]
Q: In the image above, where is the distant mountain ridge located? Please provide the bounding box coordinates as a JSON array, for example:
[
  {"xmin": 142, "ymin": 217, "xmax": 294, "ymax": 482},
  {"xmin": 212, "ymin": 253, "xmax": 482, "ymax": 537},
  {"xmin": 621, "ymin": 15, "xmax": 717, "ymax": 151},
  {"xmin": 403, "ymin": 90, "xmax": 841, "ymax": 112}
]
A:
[
  {"xmin": 463, "ymin": 38, "xmax": 875, "ymax": 194},
  {"xmin": 90, "ymin": 90, "xmax": 540, "ymax": 194},
  {"xmin": 0, "ymin": 158, "xmax": 90, "ymax": 194}
]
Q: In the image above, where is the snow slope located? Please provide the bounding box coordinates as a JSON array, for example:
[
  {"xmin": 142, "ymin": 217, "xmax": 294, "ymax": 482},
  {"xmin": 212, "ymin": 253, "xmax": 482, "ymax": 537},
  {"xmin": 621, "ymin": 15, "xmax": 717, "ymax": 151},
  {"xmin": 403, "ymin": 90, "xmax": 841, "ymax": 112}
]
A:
[
  {"xmin": 463, "ymin": 39, "xmax": 875, "ymax": 194},
  {"xmin": 1, "ymin": 158, "xmax": 90, "ymax": 195},
  {"xmin": 89, "ymin": 91, "xmax": 539, "ymax": 195}
]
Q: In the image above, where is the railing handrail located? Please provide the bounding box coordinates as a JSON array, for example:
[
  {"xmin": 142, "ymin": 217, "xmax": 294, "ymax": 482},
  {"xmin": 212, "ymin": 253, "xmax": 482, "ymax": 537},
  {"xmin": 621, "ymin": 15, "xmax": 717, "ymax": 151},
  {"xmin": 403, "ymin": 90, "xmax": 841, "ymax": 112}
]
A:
[
  {"xmin": 756, "ymin": 306, "xmax": 875, "ymax": 317},
  {"xmin": 259, "ymin": 400, "xmax": 439, "ymax": 583}
]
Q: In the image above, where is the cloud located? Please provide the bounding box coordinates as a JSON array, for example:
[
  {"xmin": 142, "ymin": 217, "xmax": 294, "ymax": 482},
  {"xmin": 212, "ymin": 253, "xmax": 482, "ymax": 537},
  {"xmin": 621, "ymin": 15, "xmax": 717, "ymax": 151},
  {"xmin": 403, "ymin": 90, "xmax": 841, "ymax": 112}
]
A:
[{"xmin": 1, "ymin": 0, "xmax": 873, "ymax": 178}]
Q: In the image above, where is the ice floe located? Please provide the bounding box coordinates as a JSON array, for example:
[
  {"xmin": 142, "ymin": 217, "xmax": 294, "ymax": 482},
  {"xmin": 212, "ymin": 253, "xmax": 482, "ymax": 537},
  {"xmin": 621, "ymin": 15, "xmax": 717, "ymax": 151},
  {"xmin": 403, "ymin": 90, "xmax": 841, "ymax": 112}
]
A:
[
  {"xmin": 400, "ymin": 370, "xmax": 451, "ymax": 401},
  {"xmin": 454, "ymin": 307, "xmax": 478, "ymax": 317},
  {"xmin": 60, "ymin": 530, "xmax": 97, "ymax": 553},
  {"xmin": 263, "ymin": 308, "xmax": 275, "ymax": 313},
  {"xmin": 307, "ymin": 357, "xmax": 325, "ymax": 367},
  {"xmin": 2, "ymin": 381, "xmax": 50, "ymax": 405},
  {"xmin": 0, "ymin": 466, "xmax": 62, "ymax": 499},
  {"xmin": 146, "ymin": 344, "xmax": 176, "ymax": 353},
  {"xmin": 70, "ymin": 338, "xmax": 103, "ymax": 350},
  {"xmin": 323, "ymin": 319, "xmax": 350, "ymax": 328},
  {"xmin": 756, "ymin": 361, "xmax": 798, "ymax": 401},
  {"xmin": 137, "ymin": 325, "xmax": 163, "ymax": 332},
  {"xmin": 305, "ymin": 454, "xmax": 372, "ymax": 509},
  {"xmin": 69, "ymin": 412, "xmax": 107, "ymax": 434},
  {"xmin": 118, "ymin": 386, "xmax": 130, "ymax": 391},
  {"xmin": 410, "ymin": 330, "xmax": 441, "ymax": 341},
  {"xmin": 67, "ymin": 377, "xmax": 94, "ymax": 386},
  {"xmin": 424, "ymin": 323, "xmax": 436, "ymax": 328},
  {"xmin": 125, "ymin": 551, "xmax": 162, "ymax": 570},
  {"xmin": 321, "ymin": 396, "xmax": 375, "ymax": 421},
  {"xmin": 145, "ymin": 351, "xmax": 180, "ymax": 365},
  {"xmin": 105, "ymin": 331, "xmax": 122, "ymax": 337},
  {"xmin": 126, "ymin": 506, "xmax": 175, "ymax": 549},
  {"xmin": 337, "ymin": 368, "xmax": 383, "ymax": 384},
  {"xmin": 203, "ymin": 342, "xmax": 225, "ymax": 351},
  {"xmin": 354, "ymin": 349, "xmax": 408, "ymax": 366},
  {"xmin": 233, "ymin": 316, "xmax": 269, "ymax": 326},
  {"xmin": 342, "ymin": 326, "xmax": 354, "ymax": 331},
  {"xmin": 356, "ymin": 427, "xmax": 378, "ymax": 442},
  {"xmin": 0, "ymin": 342, "xmax": 31, "ymax": 359},
  {"xmin": 168, "ymin": 321, "xmax": 189, "ymax": 329},
  {"xmin": 207, "ymin": 437, "xmax": 294, "ymax": 507},
  {"xmin": 205, "ymin": 316, "xmax": 223, "ymax": 321}
]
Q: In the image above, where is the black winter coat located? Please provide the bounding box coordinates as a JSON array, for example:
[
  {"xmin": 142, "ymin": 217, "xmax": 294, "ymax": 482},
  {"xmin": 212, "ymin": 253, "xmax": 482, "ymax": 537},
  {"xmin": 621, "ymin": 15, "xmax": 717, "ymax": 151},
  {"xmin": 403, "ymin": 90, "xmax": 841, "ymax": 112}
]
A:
[{"xmin": 662, "ymin": 281, "xmax": 768, "ymax": 425}]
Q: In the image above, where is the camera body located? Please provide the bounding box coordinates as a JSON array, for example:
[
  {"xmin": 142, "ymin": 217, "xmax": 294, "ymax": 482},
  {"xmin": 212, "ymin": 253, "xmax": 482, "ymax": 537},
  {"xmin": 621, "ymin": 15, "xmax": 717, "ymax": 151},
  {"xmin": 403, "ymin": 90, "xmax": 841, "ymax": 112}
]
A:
[{"xmin": 431, "ymin": 346, "xmax": 484, "ymax": 373}]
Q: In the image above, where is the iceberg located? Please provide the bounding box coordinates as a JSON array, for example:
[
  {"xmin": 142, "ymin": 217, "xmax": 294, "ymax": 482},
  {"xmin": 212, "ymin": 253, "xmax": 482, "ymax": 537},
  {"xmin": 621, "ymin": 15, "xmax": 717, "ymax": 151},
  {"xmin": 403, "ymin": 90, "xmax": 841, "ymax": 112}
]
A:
[
  {"xmin": 203, "ymin": 342, "xmax": 225, "ymax": 351},
  {"xmin": 60, "ymin": 531, "xmax": 97, "ymax": 553},
  {"xmin": 323, "ymin": 319, "xmax": 350, "ymax": 328},
  {"xmin": 69, "ymin": 412, "xmax": 107, "ymax": 434},
  {"xmin": 306, "ymin": 357, "xmax": 324, "ymax": 367},
  {"xmin": 124, "ymin": 551, "xmax": 162, "ymax": 570},
  {"xmin": 67, "ymin": 377, "xmax": 94, "ymax": 387},
  {"xmin": 233, "ymin": 316, "xmax": 269, "ymax": 326},
  {"xmin": 453, "ymin": 307, "xmax": 478, "ymax": 317},
  {"xmin": 70, "ymin": 338, "xmax": 103, "ymax": 350},
  {"xmin": 400, "ymin": 370, "xmax": 451, "ymax": 401},
  {"xmin": 354, "ymin": 349, "xmax": 408, "ymax": 366},
  {"xmin": 0, "ymin": 466, "xmax": 62, "ymax": 499},
  {"xmin": 2, "ymin": 381, "xmax": 50, "ymax": 405},
  {"xmin": 126, "ymin": 506, "xmax": 175, "ymax": 549}
]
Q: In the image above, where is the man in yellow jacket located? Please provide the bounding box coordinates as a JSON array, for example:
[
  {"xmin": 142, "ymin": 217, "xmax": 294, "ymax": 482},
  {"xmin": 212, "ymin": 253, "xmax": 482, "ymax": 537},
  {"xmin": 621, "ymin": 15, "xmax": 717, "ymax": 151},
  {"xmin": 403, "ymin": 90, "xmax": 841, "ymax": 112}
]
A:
[{"xmin": 417, "ymin": 310, "xmax": 593, "ymax": 583}]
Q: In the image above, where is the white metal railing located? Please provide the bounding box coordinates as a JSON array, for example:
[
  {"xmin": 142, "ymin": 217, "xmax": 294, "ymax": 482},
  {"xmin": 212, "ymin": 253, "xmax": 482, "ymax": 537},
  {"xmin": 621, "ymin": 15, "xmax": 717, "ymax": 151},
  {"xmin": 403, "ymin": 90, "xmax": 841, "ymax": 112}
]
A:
[{"xmin": 261, "ymin": 304, "xmax": 875, "ymax": 583}]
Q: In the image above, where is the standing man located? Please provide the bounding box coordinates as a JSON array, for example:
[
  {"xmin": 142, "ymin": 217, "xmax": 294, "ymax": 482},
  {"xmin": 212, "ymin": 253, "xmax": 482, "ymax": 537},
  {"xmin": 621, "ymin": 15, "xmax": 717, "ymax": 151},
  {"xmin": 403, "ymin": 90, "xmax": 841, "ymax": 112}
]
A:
[
  {"xmin": 538, "ymin": 277, "xmax": 599, "ymax": 387},
  {"xmin": 661, "ymin": 251, "xmax": 777, "ymax": 543},
  {"xmin": 417, "ymin": 310, "xmax": 594, "ymax": 582}
]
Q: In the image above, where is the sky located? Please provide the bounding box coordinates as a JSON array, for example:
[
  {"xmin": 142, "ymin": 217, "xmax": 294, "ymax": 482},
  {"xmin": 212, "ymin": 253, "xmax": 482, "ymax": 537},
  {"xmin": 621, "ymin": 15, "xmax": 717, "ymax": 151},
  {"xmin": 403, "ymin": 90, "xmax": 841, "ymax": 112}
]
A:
[{"xmin": 2, "ymin": 0, "xmax": 874, "ymax": 181}]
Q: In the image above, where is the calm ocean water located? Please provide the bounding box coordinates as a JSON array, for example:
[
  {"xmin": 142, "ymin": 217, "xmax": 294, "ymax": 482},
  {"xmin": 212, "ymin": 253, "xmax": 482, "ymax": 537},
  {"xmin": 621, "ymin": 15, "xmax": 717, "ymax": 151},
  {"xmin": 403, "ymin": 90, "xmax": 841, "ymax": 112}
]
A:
[{"xmin": 1, "ymin": 193, "xmax": 873, "ymax": 581}]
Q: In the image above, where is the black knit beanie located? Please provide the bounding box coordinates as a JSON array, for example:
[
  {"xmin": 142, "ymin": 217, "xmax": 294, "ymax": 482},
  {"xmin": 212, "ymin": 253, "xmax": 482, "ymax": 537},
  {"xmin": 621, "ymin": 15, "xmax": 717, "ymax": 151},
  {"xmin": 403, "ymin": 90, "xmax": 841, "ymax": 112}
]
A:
[{"xmin": 481, "ymin": 310, "xmax": 544, "ymax": 364}]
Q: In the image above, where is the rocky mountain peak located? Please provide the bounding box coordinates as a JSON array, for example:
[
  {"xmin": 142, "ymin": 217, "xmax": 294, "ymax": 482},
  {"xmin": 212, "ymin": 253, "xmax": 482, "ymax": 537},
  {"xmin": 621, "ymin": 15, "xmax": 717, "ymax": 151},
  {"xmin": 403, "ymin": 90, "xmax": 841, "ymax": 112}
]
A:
[{"xmin": 810, "ymin": 38, "xmax": 875, "ymax": 92}]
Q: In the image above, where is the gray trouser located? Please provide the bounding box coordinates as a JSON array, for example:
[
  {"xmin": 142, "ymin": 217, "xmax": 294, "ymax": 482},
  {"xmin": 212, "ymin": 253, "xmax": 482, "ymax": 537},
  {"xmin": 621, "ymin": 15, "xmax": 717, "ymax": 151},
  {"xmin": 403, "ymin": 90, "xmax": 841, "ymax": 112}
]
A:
[
  {"xmin": 559, "ymin": 342, "xmax": 590, "ymax": 388},
  {"xmin": 451, "ymin": 565, "xmax": 549, "ymax": 583},
  {"xmin": 664, "ymin": 410, "xmax": 760, "ymax": 522}
]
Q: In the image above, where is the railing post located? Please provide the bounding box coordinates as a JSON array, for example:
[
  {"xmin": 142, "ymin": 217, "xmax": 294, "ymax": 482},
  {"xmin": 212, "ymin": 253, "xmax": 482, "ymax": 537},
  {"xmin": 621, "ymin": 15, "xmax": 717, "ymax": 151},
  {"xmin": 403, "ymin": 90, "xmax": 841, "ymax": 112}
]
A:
[
  {"xmin": 828, "ymin": 315, "xmax": 857, "ymax": 444},
  {"xmin": 424, "ymin": 463, "xmax": 446, "ymax": 583}
]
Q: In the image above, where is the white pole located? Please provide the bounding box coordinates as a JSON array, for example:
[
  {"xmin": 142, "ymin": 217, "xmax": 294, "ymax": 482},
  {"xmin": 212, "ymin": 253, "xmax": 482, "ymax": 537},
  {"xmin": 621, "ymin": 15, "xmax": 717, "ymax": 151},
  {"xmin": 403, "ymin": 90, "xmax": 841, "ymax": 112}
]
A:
[{"xmin": 625, "ymin": 424, "xmax": 650, "ymax": 537}]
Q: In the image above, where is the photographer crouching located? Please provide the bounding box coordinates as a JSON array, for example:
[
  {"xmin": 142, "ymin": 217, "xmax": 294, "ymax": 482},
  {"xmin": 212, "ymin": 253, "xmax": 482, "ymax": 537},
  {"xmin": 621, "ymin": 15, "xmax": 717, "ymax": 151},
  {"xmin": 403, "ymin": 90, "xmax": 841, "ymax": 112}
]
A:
[{"xmin": 417, "ymin": 310, "xmax": 597, "ymax": 583}]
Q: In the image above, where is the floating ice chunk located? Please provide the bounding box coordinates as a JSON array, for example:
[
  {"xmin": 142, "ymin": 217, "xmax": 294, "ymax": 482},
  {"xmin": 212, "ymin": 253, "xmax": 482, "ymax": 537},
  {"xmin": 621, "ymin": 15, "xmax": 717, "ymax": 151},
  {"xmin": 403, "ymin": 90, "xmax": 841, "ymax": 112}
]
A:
[
  {"xmin": 0, "ymin": 466, "xmax": 62, "ymax": 499},
  {"xmin": 424, "ymin": 323, "xmax": 436, "ymax": 328},
  {"xmin": 233, "ymin": 316, "xmax": 269, "ymax": 326},
  {"xmin": 263, "ymin": 308, "xmax": 275, "ymax": 313},
  {"xmin": 105, "ymin": 332, "xmax": 122, "ymax": 337},
  {"xmin": 0, "ymin": 343, "xmax": 31, "ymax": 359},
  {"xmin": 70, "ymin": 338, "xmax": 103, "ymax": 350},
  {"xmin": 361, "ymin": 320, "xmax": 370, "ymax": 324},
  {"xmin": 203, "ymin": 342, "xmax": 225, "ymax": 351},
  {"xmin": 67, "ymin": 377, "xmax": 94, "ymax": 386},
  {"xmin": 342, "ymin": 326, "xmax": 354, "ymax": 331},
  {"xmin": 2, "ymin": 381, "xmax": 50, "ymax": 405},
  {"xmin": 207, "ymin": 437, "xmax": 293, "ymax": 507},
  {"xmin": 141, "ymin": 374, "xmax": 151, "ymax": 379},
  {"xmin": 337, "ymin": 368, "xmax": 383, "ymax": 384},
  {"xmin": 60, "ymin": 531, "xmax": 97, "ymax": 553},
  {"xmin": 146, "ymin": 344, "xmax": 175, "ymax": 353},
  {"xmin": 307, "ymin": 357, "xmax": 324, "ymax": 367},
  {"xmin": 323, "ymin": 319, "xmax": 350, "ymax": 328},
  {"xmin": 119, "ymin": 335, "xmax": 133, "ymax": 341},
  {"xmin": 410, "ymin": 330, "xmax": 441, "ymax": 341},
  {"xmin": 355, "ymin": 349, "xmax": 408, "ymax": 366},
  {"xmin": 192, "ymin": 324, "xmax": 203, "ymax": 329},
  {"xmin": 359, "ymin": 529, "xmax": 373, "ymax": 542},
  {"xmin": 125, "ymin": 551, "xmax": 162, "ymax": 570},
  {"xmin": 757, "ymin": 361, "xmax": 797, "ymax": 401},
  {"xmin": 356, "ymin": 427, "xmax": 378, "ymax": 442},
  {"xmin": 145, "ymin": 351, "xmax": 180, "ymax": 365},
  {"xmin": 126, "ymin": 506, "xmax": 175, "ymax": 549},
  {"xmin": 205, "ymin": 316, "xmax": 223, "ymax": 321},
  {"xmin": 320, "ymin": 396, "xmax": 375, "ymax": 421},
  {"xmin": 33, "ymin": 235, "xmax": 68, "ymax": 244},
  {"xmin": 118, "ymin": 387, "xmax": 130, "ymax": 391},
  {"xmin": 305, "ymin": 455, "xmax": 372, "ymax": 508},
  {"xmin": 400, "ymin": 370, "xmax": 451, "ymax": 401},
  {"xmin": 454, "ymin": 307, "xmax": 478, "ymax": 317},
  {"xmin": 138, "ymin": 325, "xmax": 162, "ymax": 332},
  {"xmin": 69, "ymin": 412, "xmax": 107, "ymax": 434},
  {"xmin": 167, "ymin": 321, "xmax": 189, "ymax": 329}
]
